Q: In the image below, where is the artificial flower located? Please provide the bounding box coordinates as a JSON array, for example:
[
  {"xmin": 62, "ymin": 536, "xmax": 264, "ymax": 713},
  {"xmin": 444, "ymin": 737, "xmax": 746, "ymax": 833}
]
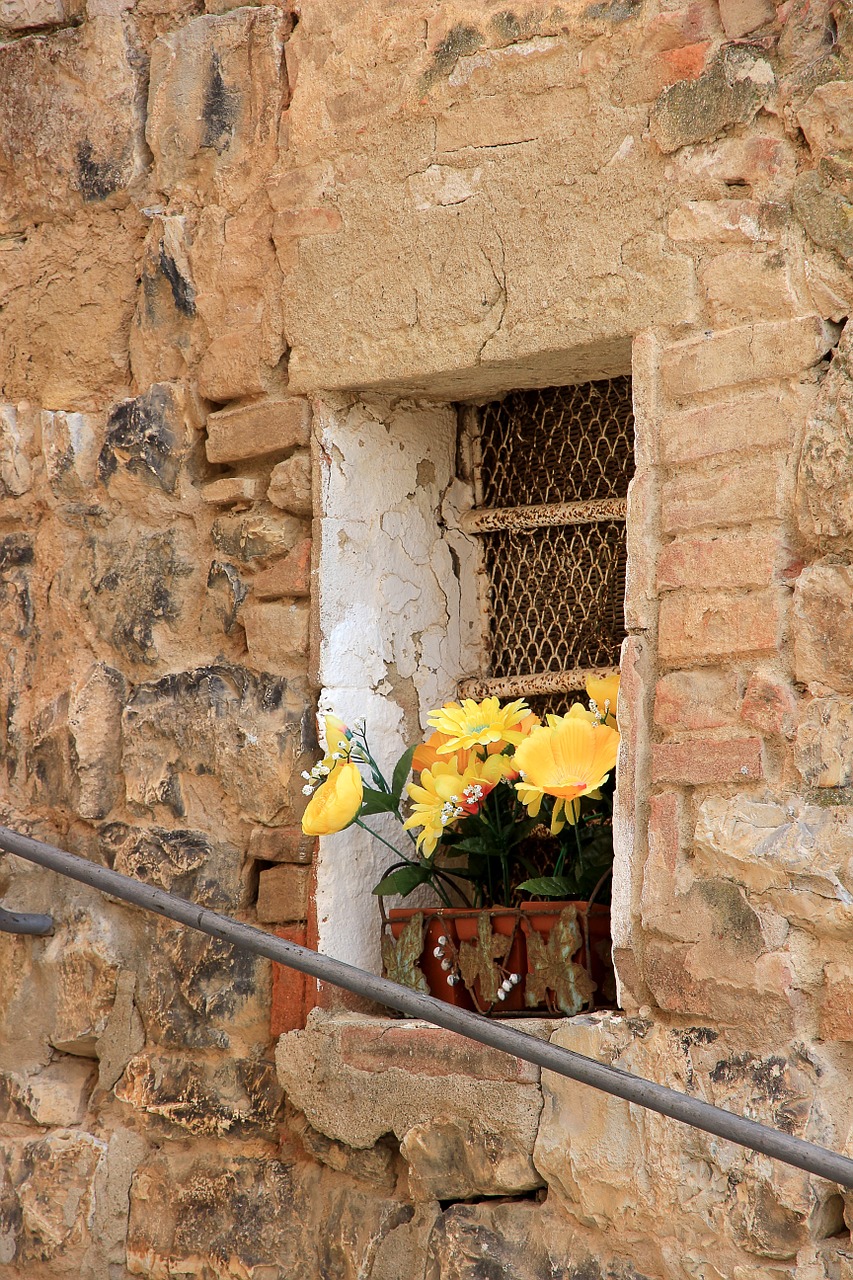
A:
[
  {"xmin": 323, "ymin": 713, "xmax": 352, "ymax": 759},
  {"xmin": 585, "ymin": 673, "xmax": 620, "ymax": 724},
  {"xmin": 403, "ymin": 755, "xmax": 510, "ymax": 855},
  {"xmin": 428, "ymin": 696, "xmax": 532, "ymax": 755},
  {"xmin": 413, "ymin": 729, "xmax": 471, "ymax": 775},
  {"xmin": 302, "ymin": 761, "xmax": 363, "ymax": 836},
  {"xmin": 513, "ymin": 715, "xmax": 620, "ymax": 833}
]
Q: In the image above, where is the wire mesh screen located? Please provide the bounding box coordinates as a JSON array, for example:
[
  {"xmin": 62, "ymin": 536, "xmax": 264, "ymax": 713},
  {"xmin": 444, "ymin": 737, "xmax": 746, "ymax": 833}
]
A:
[
  {"xmin": 478, "ymin": 377, "xmax": 634, "ymax": 508},
  {"xmin": 482, "ymin": 521, "xmax": 628, "ymax": 676}
]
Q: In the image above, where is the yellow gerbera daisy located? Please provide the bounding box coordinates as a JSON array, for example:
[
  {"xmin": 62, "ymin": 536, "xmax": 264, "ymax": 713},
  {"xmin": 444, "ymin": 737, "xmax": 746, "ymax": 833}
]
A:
[
  {"xmin": 427, "ymin": 697, "xmax": 532, "ymax": 755},
  {"xmin": 403, "ymin": 755, "xmax": 510, "ymax": 855},
  {"xmin": 513, "ymin": 716, "xmax": 620, "ymax": 834},
  {"xmin": 302, "ymin": 761, "xmax": 363, "ymax": 836}
]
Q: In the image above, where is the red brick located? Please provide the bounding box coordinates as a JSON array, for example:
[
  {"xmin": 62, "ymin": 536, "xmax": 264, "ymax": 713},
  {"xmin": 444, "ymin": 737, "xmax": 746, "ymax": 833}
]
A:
[
  {"xmin": 659, "ymin": 388, "xmax": 801, "ymax": 465},
  {"xmin": 648, "ymin": 791, "xmax": 682, "ymax": 874},
  {"xmin": 657, "ymin": 533, "xmax": 778, "ymax": 592},
  {"xmin": 660, "ymin": 457, "xmax": 781, "ymax": 533},
  {"xmin": 658, "ymin": 588, "xmax": 785, "ymax": 665},
  {"xmin": 740, "ymin": 670, "xmax": 797, "ymax": 737},
  {"xmin": 271, "ymin": 924, "xmax": 308, "ymax": 1036},
  {"xmin": 253, "ymin": 538, "xmax": 312, "ymax": 600},
  {"xmin": 654, "ymin": 669, "xmax": 740, "ymax": 731},
  {"xmin": 339, "ymin": 1022, "xmax": 540, "ymax": 1083},
  {"xmin": 651, "ymin": 737, "xmax": 762, "ymax": 785},
  {"xmin": 660, "ymin": 317, "xmax": 838, "ymax": 402},
  {"xmin": 638, "ymin": 2, "xmax": 723, "ymax": 52}
]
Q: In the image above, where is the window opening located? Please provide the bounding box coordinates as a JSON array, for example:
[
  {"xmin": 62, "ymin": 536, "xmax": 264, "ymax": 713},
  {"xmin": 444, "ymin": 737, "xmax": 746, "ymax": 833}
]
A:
[{"xmin": 459, "ymin": 378, "xmax": 634, "ymax": 715}]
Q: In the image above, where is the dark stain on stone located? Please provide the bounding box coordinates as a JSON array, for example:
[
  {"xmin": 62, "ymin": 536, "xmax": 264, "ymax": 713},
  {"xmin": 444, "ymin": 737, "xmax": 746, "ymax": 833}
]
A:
[
  {"xmin": 85, "ymin": 530, "xmax": 186, "ymax": 664},
  {"xmin": 158, "ymin": 245, "xmax": 196, "ymax": 317},
  {"xmin": 0, "ymin": 536, "xmax": 33, "ymax": 571},
  {"xmin": 127, "ymin": 664, "xmax": 286, "ymax": 718},
  {"xmin": 569, "ymin": 1262, "xmax": 604, "ymax": 1280},
  {"xmin": 421, "ymin": 23, "xmax": 483, "ymax": 89},
  {"xmin": 207, "ymin": 561, "xmax": 248, "ymax": 635},
  {"xmin": 99, "ymin": 385, "xmax": 182, "ymax": 493},
  {"xmin": 0, "ymin": 537, "xmax": 33, "ymax": 640},
  {"xmin": 696, "ymin": 879, "xmax": 763, "ymax": 953},
  {"xmin": 584, "ymin": 0, "xmax": 640, "ymax": 20},
  {"xmin": 711, "ymin": 1052, "xmax": 790, "ymax": 1102},
  {"xmin": 202, "ymin": 53, "xmax": 238, "ymax": 153},
  {"xmin": 650, "ymin": 46, "xmax": 771, "ymax": 154},
  {"xmin": 75, "ymin": 140, "xmax": 123, "ymax": 202}
]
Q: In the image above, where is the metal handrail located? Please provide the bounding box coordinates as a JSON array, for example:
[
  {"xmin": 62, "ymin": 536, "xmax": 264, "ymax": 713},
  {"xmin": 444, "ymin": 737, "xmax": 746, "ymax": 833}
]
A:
[{"xmin": 2, "ymin": 822, "xmax": 853, "ymax": 1187}]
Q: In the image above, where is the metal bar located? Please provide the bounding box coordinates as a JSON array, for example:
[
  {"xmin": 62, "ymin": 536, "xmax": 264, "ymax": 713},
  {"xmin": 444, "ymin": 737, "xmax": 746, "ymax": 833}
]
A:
[
  {"xmin": 0, "ymin": 904, "xmax": 53, "ymax": 935},
  {"xmin": 459, "ymin": 666, "xmax": 620, "ymax": 700},
  {"xmin": 2, "ymin": 823, "xmax": 853, "ymax": 1188},
  {"xmin": 459, "ymin": 497, "xmax": 627, "ymax": 534}
]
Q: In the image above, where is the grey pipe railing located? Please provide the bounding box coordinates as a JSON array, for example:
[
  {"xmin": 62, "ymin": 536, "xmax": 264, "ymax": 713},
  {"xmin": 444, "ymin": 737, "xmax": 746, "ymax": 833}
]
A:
[{"xmin": 2, "ymin": 822, "xmax": 853, "ymax": 1187}]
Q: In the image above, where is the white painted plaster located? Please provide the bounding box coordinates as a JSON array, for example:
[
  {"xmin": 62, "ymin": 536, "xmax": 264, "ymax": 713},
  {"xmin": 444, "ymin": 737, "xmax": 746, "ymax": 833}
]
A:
[{"xmin": 313, "ymin": 395, "xmax": 483, "ymax": 972}]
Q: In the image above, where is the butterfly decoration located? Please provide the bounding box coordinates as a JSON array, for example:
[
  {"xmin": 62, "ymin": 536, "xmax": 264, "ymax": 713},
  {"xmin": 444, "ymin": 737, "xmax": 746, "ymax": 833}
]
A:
[
  {"xmin": 458, "ymin": 913, "xmax": 511, "ymax": 1007},
  {"xmin": 380, "ymin": 912, "xmax": 429, "ymax": 995},
  {"xmin": 525, "ymin": 906, "xmax": 596, "ymax": 1015}
]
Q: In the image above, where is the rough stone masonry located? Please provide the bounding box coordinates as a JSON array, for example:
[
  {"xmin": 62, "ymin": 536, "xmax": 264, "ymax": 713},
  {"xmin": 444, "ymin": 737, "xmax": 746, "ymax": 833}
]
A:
[{"xmin": 2, "ymin": 0, "xmax": 853, "ymax": 1276}]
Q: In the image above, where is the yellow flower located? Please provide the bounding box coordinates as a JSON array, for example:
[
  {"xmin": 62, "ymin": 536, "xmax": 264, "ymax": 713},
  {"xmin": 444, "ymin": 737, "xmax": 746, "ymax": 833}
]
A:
[
  {"xmin": 513, "ymin": 716, "xmax": 620, "ymax": 834},
  {"xmin": 323, "ymin": 713, "xmax": 351, "ymax": 759},
  {"xmin": 403, "ymin": 755, "xmax": 510, "ymax": 856},
  {"xmin": 412, "ymin": 729, "xmax": 471, "ymax": 775},
  {"xmin": 302, "ymin": 762, "xmax": 363, "ymax": 836},
  {"xmin": 427, "ymin": 697, "xmax": 532, "ymax": 755},
  {"xmin": 586, "ymin": 673, "xmax": 620, "ymax": 724}
]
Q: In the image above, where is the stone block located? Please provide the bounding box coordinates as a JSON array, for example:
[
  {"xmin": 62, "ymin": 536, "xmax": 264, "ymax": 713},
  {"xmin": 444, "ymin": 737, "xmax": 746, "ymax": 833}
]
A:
[
  {"xmin": 657, "ymin": 533, "xmax": 778, "ymax": 593},
  {"xmin": 654, "ymin": 668, "xmax": 740, "ymax": 731},
  {"xmin": 197, "ymin": 328, "xmax": 268, "ymax": 402},
  {"xmin": 42, "ymin": 409, "xmax": 99, "ymax": 499},
  {"xmin": 795, "ymin": 697, "xmax": 853, "ymax": 787},
  {"xmin": 338, "ymin": 1021, "xmax": 543, "ymax": 1083},
  {"xmin": 651, "ymin": 737, "xmax": 762, "ymax": 786},
  {"xmin": 658, "ymin": 588, "xmax": 784, "ymax": 665},
  {"xmin": 0, "ymin": 1130, "xmax": 103, "ymax": 1270},
  {"xmin": 242, "ymin": 600, "xmax": 310, "ymax": 671},
  {"xmin": 256, "ymin": 863, "xmax": 310, "ymax": 923},
  {"xmin": 268, "ymin": 449, "xmax": 312, "ymax": 515},
  {"xmin": 613, "ymin": 43, "xmax": 713, "ymax": 109},
  {"xmin": 249, "ymin": 824, "xmax": 314, "ymax": 864},
  {"xmin": 253, "ymin": 537, "xmax": 312, "ymax": 599},
  {"xmin": 798, "ymin": 82, "xmax": 853, "ymax": 159},
  {"xmin": 146, "ymin": 8, "xmax": 291, "ymax": 209},
  {"xmin": 796, "ymin": 324, "xmax": 853, "ymax": 551},
  {"xmin": 206, "ymin": 397, "xmax": 311, "ymax": 464},
  {"xmin": 115, "ymin": 1052, "xmax": 282, "ymax": 1136},
  {"xmin": 701, "ymin": 249, "xmax": 803, "ymax": 325},
  {"xmin": 660, "ymin": 457, "xmax": 782, "ymax": 533},
  {"xmin": 0, "ymin": 403, "xmax": 32, "ymax": 496},
  {"xmin": 201, "ymin": 476, "xmax": 265, "ymax": 505},
  {"xmin": 793, "ymin": 169, "xmax": 853, "ymax": 267},
  {"xmin": 0, "ymin": 18, "xmax": 147, "ymax": 231},
  {"xmin": 669, "ymin": 199, "xmax": 781, "ymax": 243},
  {"xmin": 211, "ymin": 510, "xmax": 306, "ymax": 563},
  {"xmin": 99, "ymin": 382, "xmax": 202, "ymax": 497},
  {"xmin": 271, "ymin": 925, "xmax": 308, "ymax": 1035},
  {"xmin": 0, "ymin": 0, "xmax": 76, "ymax": 30},
  {"xmin": 741, "ymin": 669, "xmax": 798, "ymax": 738},
  {"xmin": 821, "ymin": 963, "xmax": 853, "ymax": 1041},
  {"xmin": 9, "ymin": 1059, "xmax": 95, "ymax": 1127},
  {"xmin": 402, "ymin": 1119, "xmax": 544, "ymax": 1201},
  {"xmin": 103, "ymin": 823, "xmax": 244, "ymax": 911},
  {"xmin": 718, "ymin": 0, "xmax": 775, "ymax": 37},
  {"xmin": 121, "ymin": 664, "xmax": 299, "ymax": 829},
  {"xmin": 660, "ymin": 316, "xmax": 838, "ymax": 402},
  {"xmin": 650, "ymin": 46, "xmax": 773, "ymax": 154},
  {"xmin": 68, "ymin": 663, "xmax": 125, "ymax": 821},
  {"xmin": 793, "ymin": 559, "xmax": 853, "ymax": 694},
  {"xmin": 659, "ymin": 386, "xmax": 806, "ymax": 466},
  {"xmin": 676, "ymin": 134, "xmax": 796, "ymax": 188}
]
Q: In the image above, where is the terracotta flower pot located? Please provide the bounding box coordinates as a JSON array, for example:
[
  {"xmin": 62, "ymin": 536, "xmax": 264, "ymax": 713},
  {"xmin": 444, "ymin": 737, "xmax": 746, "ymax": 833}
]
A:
[{"xmin": 385, "ymin": 901, "xmax": 613, "ymax": 1017}]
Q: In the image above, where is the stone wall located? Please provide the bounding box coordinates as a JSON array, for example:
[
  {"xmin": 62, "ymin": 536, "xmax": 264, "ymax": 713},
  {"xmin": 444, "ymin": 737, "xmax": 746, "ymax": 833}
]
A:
[{"xmin": 2, "ymin": 0, "xmax": 853, "ymax": 1276}]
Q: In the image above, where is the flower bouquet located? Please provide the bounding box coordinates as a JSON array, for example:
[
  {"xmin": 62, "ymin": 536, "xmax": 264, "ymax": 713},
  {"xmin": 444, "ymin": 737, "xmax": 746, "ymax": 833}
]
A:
[{"xmin": 301, "ymin": 674, "xmax": 620, "ymax": 1016}]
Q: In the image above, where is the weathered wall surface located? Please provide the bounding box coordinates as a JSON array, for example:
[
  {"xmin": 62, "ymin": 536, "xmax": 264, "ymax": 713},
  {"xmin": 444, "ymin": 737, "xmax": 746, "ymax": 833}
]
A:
[{"xmin": 2, "ymin": 0, "xmax": 853, "ymax": 1276}]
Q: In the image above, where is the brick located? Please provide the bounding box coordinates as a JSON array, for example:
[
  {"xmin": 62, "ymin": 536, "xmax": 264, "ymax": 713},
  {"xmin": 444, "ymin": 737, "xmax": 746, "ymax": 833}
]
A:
[
  {"xmin": 660, "ymin": 317, "xmax": 839, "ymax": 401},
  {"xmin": 339, "ymin": 1022, "xmax": 540, "ymax": 1083},
  {"xmin": 660, "ymin": 457, "xmax": 781, "ymax": 534},
  {"xmin": 197, "ymin": 328, "xmax": 267, "ymax": 402},
  {"xmin": 253, "ymin": 538, "xmax": 312, "ymax": 600},
  {"xmin": 660, "ymin": 388, "xmax": 804, "ymax": 466},
  {"xmin": 271, "ymin": 924, "xmax": 308, "ymax": 1036},
  {"xmin": 256, "ymin": 864, "xmax": 310, "ymax": 923},
  {"xmin": 242, "ymin": 601, "xmax": 310, "ymax": 671},
  {"xmin": 741, "ymin": 670, "xmax": 797, "ymax": 738},
  {"xmin": 657, "ymin": 533, "xmax": 778, "ymax": 592},
  {"xmin": 684, "ymin": 135, "xmax": 795, "ymax": 187},
  {"xmin": 249, "ymin": 825, "xmax": 314, "ymax": 864},
  {"xmin": 718, "ymin": 0, "xmax": 775, "ymax": 37},
  {"xmin": 201, "ymin": 477, "xmax": 266, "ymax": 505},
  {"xmin": 205, "ymin": 398, "xmax": 311, "ymax": 464},
  {"xmin": 654, "ymin": 669, "xmax": 740, "ymax": 731},
  {"xmin": 648, "ymin": 791, "xmax": 681, "ymax": 874},
  {"xmin": 668, "ymin": 199, "xmax": 781, "ymax": 243},
  {"xmin": 658, "ymin": 588, "xmax": 784, "ymax": 665},
  {"xmin": 701, "ymin": 250, "xmax": 801, "ymax": 326},
  {"xmin": 651, "ymin": 737, "xmax": 763, "ymax": 785}
]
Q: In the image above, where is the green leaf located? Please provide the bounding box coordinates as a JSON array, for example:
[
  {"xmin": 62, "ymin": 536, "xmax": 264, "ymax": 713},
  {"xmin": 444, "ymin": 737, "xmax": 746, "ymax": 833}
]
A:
[
  {"xmin": 517, "ymin": 876, "xmax": 576, "ymax": 899},
  {"xmin": 373, "ymin": 864, "xmax": 432, "ymax": 898},
  {"xmin": 391, "ymin": 744, "xmax": 417, "ymax": 802},
  {"xmin": 360, "ymin": 786, "xmax": 399, "ymax": 815}
]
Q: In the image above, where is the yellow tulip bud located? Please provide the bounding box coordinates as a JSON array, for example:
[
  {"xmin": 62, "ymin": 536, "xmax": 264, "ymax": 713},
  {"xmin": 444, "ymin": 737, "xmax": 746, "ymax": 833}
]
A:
[
  {"xmin": 302, "ymin": 762, "xmax": 363, "ymax": 836},
  {"xmin": 585, "ymin": 673, "xmax": 620, "ymax": 722},
  {"xmin": 323, "ymin": 714, "xmax": 351, "ymax": 758}
]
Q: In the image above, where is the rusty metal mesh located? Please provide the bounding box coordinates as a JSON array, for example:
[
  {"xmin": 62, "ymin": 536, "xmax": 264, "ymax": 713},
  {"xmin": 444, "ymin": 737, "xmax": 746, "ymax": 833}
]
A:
[
  {"xmin": 478, "ymin": 377, "xmax": 634, "ymax": 508},
  {"xmin": 481, "ymin": 521, "xmax": 628, "ymax": 677},
  {"xmin": 473, "ymin": 381, "xmax": 634, "ymax": 710}
]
